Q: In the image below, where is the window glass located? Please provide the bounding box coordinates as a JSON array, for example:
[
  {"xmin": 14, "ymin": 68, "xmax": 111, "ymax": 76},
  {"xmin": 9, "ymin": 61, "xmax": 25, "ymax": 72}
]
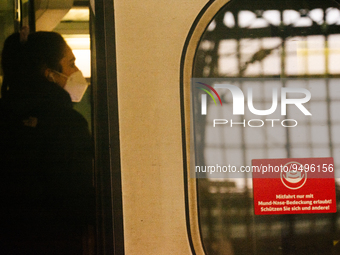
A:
[{"xmin": 192, "ymin": 0, "xmax": 340, "ymax": 254}]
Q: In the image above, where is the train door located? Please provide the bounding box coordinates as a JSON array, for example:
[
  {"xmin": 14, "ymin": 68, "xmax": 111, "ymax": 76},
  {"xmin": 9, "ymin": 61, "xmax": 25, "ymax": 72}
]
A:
[{"xmin": 0, "ymin": 1, "xmax": 122, "ymax": 254}]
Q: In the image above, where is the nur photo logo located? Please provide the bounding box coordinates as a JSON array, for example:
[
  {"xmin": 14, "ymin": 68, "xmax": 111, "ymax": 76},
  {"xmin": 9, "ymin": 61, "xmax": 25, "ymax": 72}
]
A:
[
  {"xmin": 193, "ymin": 78, "xmax": 312, "ymax": 128},
  {"xmin": 196, "ymin": 82, "xmax": 222, "ymax": 115}
]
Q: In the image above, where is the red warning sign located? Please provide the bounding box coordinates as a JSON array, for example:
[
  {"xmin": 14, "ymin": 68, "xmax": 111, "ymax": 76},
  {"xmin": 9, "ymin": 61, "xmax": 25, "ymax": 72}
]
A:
[{"xmin": 252, "ymin": 157, "xmax": 337, "ymax": 215}]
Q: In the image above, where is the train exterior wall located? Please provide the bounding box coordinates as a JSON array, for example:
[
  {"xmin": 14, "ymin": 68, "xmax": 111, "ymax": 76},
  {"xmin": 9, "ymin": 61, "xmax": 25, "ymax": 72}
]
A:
[{"xmin": 114, "ymin": 0, "xmax": 208, "ymax": 254}]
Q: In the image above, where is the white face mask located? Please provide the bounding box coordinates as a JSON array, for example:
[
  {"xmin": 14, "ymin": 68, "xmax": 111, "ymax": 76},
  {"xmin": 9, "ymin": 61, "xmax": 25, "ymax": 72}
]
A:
[{"xmin": 53, "ymin": 70, "xmax": 88, "ymax": 102}]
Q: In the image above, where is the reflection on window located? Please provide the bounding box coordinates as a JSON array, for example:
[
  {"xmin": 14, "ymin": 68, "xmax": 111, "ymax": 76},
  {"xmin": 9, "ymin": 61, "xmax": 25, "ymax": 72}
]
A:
[{"xmin": 193, "ymin": 1, "xmax": 340, "ymax": 255}]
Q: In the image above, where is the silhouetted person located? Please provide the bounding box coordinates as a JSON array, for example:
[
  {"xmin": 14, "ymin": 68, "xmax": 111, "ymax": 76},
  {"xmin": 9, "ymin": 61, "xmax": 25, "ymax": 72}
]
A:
[{"xmin": 0, "ymin": 29, "xmax": 95, "ymax": 254}]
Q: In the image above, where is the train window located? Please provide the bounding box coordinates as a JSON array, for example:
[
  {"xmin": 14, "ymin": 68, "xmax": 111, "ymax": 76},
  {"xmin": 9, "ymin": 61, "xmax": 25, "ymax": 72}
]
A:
[
  {"xmin": 55, "ymin": 6, "xmax": 91, "ymax": 129},
  {"xmin": 188, "ymin": 0, "xmax": 340, "ymax": 254}
]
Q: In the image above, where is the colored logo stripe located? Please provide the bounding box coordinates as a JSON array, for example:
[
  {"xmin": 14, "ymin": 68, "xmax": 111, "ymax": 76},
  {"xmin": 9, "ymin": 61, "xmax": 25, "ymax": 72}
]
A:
[
  {"xmin": 197, "ymin": 82, "xmax": 223, "ymax": 105},
  {"xmin": 197, "ymin": 87, "xmax": 217, "ymax": 105}
]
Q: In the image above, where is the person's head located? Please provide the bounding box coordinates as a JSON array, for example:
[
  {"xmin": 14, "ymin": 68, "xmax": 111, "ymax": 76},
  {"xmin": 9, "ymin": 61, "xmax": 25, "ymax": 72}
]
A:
[
  {"xmin": 24, "ymin": 31, "xmax": 79, "ymax": 88},
  {"xmin": 1, "ymin": 31, "xmax": 79, "ymax": 96}
]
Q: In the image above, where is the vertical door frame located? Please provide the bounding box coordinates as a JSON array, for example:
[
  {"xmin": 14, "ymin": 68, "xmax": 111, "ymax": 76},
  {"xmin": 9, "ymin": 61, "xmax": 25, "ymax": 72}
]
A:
[{"xmin": 91, "ymin": 0, "xmax": 124, "ymax": 254}]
